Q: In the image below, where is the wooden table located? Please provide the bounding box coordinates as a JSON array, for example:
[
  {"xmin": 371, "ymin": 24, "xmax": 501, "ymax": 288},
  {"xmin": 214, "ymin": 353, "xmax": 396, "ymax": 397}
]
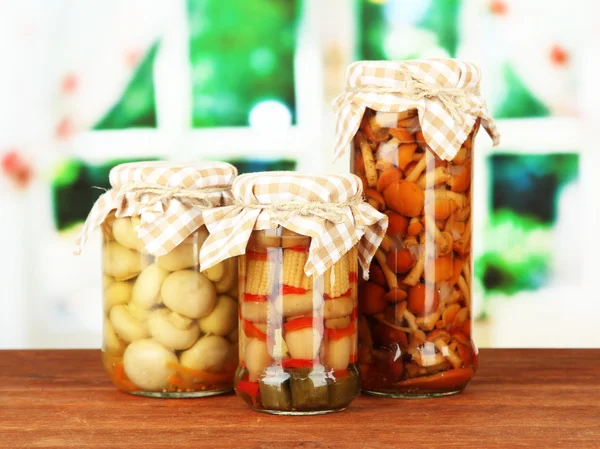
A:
[{"xmin": 0, "ymin": 349, "xmax": 598, "ymax": 448}]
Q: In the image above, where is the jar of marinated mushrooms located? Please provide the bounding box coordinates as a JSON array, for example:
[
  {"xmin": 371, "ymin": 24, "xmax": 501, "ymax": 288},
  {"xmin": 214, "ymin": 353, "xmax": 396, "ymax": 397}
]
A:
[
  {"xmin": 74, "ymin": 161, "xmax": 239, "ymax": 398},
  {"xmin": 199, "ymin": 172, "xmax": 388, "ymax": 414},
  {"xmin": 333, "ymin": 59, "xmax": 501, "ymax": 397}
]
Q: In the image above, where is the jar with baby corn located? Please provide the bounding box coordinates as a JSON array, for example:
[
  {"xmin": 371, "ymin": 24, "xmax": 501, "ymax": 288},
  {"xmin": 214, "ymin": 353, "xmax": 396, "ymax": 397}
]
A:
[
  {"xmin": 333, "ymin": 59, "xmax": 501, "ymax": 397},
  {"xmin": 75, "ymin": 161, "xmax": 239, "ymax": 398},
  {"xmin": 199, "ymin": 172, "xmax": 388, "ymax": 414}
]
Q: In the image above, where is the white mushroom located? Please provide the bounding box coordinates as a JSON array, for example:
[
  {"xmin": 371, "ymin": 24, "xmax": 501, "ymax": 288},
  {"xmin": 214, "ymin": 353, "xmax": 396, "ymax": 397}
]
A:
[
  {"xmin": 198, "ymin": 295, "xmax": 238, "ymax": 336},
  {"xmin": 325, "ymin": 316, "xmax": 351, "ymax": 329},
  {"xmin": 323, "ymin": 336, "xmax": 352, "ymax": 371},
  {"xmin": 103, "ymin": 318, "xmax": 126, "ymax": 356},
  {"xmin": 148, "ymin": 308, "xmax": 200, "ymax": 350},
  {"xmin": 202, "ymin": 260, "xmax": 225, "ymax": 283},
  {"xmin": 112, "ymin": 217, "xmax": 146, "ymax": 252},
  {"xmin": 123, "ymin": 339, "xmax": 177, "ymax": 391},
  {"xmin": 180, "ymin": 335, "xmax": 230, "ymax": 373},
  {"xmin": 110, "ymin": 304, "xmax": 149, "ymax": 343},
  {"xmin": 156, "ymin": 243, "xmax": 199, "ymax": 272},
  {"xmin": 323, "ymin": 296, "xmax": 354, "ymax": 320},
  {"xmin": 131, "ymin": 263, "xmax": 170, "ymax": 309},
  {"xmin": 214, "ymin": 257, "xmax": 237, "ymax": 294},
  {"xmin": 102, "ymin": 276, "xmax": 115, "ymax": 290},
  {"xmin": 161, "ymin": 270, "xmax": 217, "ymax": 319},
  {"xmin": 103, "ymin": 242, "xmax": 148, "ymax": 281},
  {"xmin": 241, "ymin": 300, "xmax": 267, "ymax": 323},
  {"xmin": 103, "ymin": 281, "xmax": 133, "ymax": 314},
  {"xmin": 284, "ymin": 327, "xmax": 322, "ymax": 360},
  {"xmin": 277, "ymin": 290, "xmax": 323, "ymax": 317},
  {"xmin": 244, "ymin": 338, "xmax": 272, "ymax": 382}
]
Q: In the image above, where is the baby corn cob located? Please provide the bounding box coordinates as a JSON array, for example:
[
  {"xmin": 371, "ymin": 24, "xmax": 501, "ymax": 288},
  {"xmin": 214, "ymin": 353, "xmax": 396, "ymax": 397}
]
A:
[
  {"xmin": 324, "ymin": 253, "xmax": 350, "ymax": 298},
  {"xmin": 245, "ymin": 258, "xmax": 272, "ymax": 295},
  {"xmin": 347, "ymin": 247, "xmax": 358, "ymax": 277},
  {"xmin": 282, "ymin": 249, "xmax": 312, "ymax": 290}
]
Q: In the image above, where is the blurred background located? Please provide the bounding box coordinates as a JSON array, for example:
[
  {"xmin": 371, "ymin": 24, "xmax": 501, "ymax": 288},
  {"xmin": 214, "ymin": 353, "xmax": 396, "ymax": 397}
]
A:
[{"xmin": 1, "ymin": 0, "xmax": 599, "ymax": 349}]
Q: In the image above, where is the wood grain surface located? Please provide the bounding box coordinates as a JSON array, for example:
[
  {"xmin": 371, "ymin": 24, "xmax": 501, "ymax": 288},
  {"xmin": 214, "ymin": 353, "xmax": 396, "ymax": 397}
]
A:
[{"xmin": 0, "ymin": 349, "xmax": 598, "ymax": 449}]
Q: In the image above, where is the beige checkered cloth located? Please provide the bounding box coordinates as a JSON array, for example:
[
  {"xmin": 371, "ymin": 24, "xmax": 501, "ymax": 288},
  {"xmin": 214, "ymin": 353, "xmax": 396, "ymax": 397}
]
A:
[
  {"xmin": 333, "ymin": 58, "xmax": 501, "ymax": 161},
  {"xmin": 199, "ymin": 172, "xmax": 388, "ymax": 278},
  {"xmin": 74, "ymin": 161, "xmax": 237, "ymax": 256}
]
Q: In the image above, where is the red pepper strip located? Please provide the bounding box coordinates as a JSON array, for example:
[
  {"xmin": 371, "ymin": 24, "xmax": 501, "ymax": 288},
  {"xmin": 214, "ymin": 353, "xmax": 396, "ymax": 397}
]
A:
[
  {"xmin": 243, "ymin": 293, "xmax": 268, "ymax": 303},
  {"xmin": 350, "ymin": 307, "xmax": 358, "ymax": 321},
  {"xmin": 282, "ymin": 285, "xmax": 308, "ymax": 295},
  {"xmin": 246, "ymin": 250, "xmax": 268, "ymax": 261},
  {"xmin": 325, "ymin": 321, "xmax": 356, "ymax": 340},
  {"xmin": 349, "ymin": 353, "xmax": 358, "ymax": 364},
  {"xmin": 324, "ymin": 288, "xmax": 352, "ymax": 300},
  {"xmin": 349, "ymin": 272, "xmax": 358, "ymax": 282},
  {"xmin": 282, "ymin": 358, "xmax": 316, "ymax": 369},
  {"xmin": 240, "ymin": 360, "xmax": 247, "ymax": 368},
  {"xmin": 286, "ymin": 245, "xmax": 309, "ymax": 252},
  {"xmin": 236, "ymin": 380, "xmax": 260, "ymax": 406},
  {"xmin": 331, "ymin": 368, "xmax": 350, "ymax": 379},
  {"xmin": 283, "ymin": 316, "xmax": 314, "ymax": 333},
  {"xmin": 243, "ymin": 320, "xmax": 266, "ymax": 341}
]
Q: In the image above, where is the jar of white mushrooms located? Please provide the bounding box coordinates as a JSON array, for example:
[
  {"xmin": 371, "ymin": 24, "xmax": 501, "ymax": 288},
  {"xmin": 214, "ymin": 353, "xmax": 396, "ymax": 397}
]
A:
[{"xmin": 75, "ymin": 161, "xmax": 239, "ymax": 398}]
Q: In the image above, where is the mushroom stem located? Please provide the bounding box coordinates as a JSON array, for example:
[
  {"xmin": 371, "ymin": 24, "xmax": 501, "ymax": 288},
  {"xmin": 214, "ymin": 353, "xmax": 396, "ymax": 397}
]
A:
[
  {"xmin": 403, "ymin": 246, "xmax": 425, "ymax": 286},
  {"xmin": 453, "ymin": 216, "xmax": 472, "ymax": 255},
  {"xmin": 358, "ymin": 137, "xmax": 378, "ymax": 188},
  {"xmin": 448, "ymin": 288, "xmax": 462, "ymax": 304},
  {"xmin": 432, "ymin": 189, "xmax": 467, "ymax": 209},
  {"xmin": 462, "ymin": 258, "xmax": 471, "ymax": 282},
  {"xmin": 405, "ymin": 152, "xmax": 427, "ymax": 182},
  {"xmin": 423, "ymin": 214, "xmax": 452, "ymax": 255},
  {"xmin": 374, "ymin": 249, "xmax": 399, "ymax": 290},
  {"xmin": 417, "ymin": 166, "xmax": 449, "ymax": 189},
  {"xmin": 416, "ymin": 311, "xmax": 441, "ymax": 331},
  {"xmin": 403, "ymin": 309, "xmax": 419, "ymax": 332},
  {"xmin": 434, "ymin": 339, "xmax": 463, "ymax": 369},
  {"xmin": 454, "ymin": 207, "xmax": 471, "ymax": 222},
  {"xmin": 379, "ymin": 235, "xmax": 393, "ymax": 252},
  {"xmin": 458, "ymin": 276, "xmax": 471, "ymax": 309}
]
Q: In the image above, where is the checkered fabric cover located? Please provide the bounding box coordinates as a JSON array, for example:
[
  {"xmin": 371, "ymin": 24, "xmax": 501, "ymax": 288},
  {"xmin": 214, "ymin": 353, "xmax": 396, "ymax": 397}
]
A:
[
  {"xmin": 74, "ymin": 161, "xmax": 237, "ymax": 256},
  {"xmin": 200, "ymin": 171, "xmax": 388, "ymax": 278},
  {"xmin": 333, "ymin": 58, "xmax": 501, "ymax": 161}
]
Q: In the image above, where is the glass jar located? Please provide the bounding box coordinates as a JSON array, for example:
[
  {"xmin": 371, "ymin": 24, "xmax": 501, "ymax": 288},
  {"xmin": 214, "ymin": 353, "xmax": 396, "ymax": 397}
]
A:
[
  {"xmin": 235, "ymin": 227, "xmax": 360, "ymax": 414},
  {"xmin": 101, "ymin": 212, "xmax": 239, "ymax": 397},
  {"xmin": 352, "ymin": 108, "xmax": 479, "ymax": 397}
]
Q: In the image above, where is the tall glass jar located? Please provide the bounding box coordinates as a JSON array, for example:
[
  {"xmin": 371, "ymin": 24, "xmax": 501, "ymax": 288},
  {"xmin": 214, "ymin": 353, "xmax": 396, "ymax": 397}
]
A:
[
  {"xmin": 352, "ymin": 109, "xmax": 479, "ymax": 397},
  {"xmin": 75, "ymin": 161, "xmax": 239, "ymax": 398},
  {"xmin": 102, "ymin": 213, "xmax": 239, "ymax": 397},
  {"xmin": 235, "ymin": 227, "xmax": 361, "ymax": 414}
]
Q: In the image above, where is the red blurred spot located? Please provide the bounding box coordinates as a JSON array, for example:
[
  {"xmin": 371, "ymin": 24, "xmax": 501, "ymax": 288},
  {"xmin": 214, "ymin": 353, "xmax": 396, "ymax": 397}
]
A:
[
  {"xmin": 1, "ymin": 150, "xmax": 33, "ymax": 189},
  {"xmin": 61, "ymin": 72, "xmax": 78, "ymax": 94},
  {"xmin": 55, "ymin": 117, "xmax": 74, "ymax": 140},
  {"xmin": 125, "ymin": 49, "xmax": 142, "ymax": 68},
  {"xmin": 550, "ymin": 45, "xmax": 569, "ymax": 66},
  {"xmin": 489, "ymin": 0, "xmax": 508, "ymax": 15}
]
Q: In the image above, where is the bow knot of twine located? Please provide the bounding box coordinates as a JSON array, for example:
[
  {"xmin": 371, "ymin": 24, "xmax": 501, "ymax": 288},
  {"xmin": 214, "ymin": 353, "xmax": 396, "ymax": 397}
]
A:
[
  {"xmin": 236, "ymin": 195, "xmax": 364, "ymax": 224},
  {"xmin": 347, "ymin": 72, "xmax": 479, "ymax": 125},
  {"xmin": 114, "ymin": 182, "xmax": 228, "ymax": 209}
]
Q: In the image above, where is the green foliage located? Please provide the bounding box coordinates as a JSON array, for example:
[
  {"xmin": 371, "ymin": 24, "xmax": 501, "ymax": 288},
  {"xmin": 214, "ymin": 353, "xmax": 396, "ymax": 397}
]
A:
[
  {"xmin": 476, "ymin": 209, "xmax": 552, "ymax": 295},
  {"xmin": 187, "ymin": 0, "xmax": 298, "ymax": 127},
  {"xmin": 51, "ymin": 157, "xmax": 160, "ymax": 231},
  {"xmin": 223, "ymin": 158, "xmax": 296, "ymax": 175},
  {"xmin": 417, "ymin": 0, "xmax": 460, "ymax": 57},
  {"xmin": 358, "ymin": 0, "xmax": 460, "ymax": 60},
  {"xmin": 358, "ymin": 1, "xmax": 387, "ymax": 61},
  {"xmin": 495, "ymin": 63, "xmax": 550, "ymax": 119},
  {"xmin": 94, "ymin": 42, "xmax": 159, "ymax": 130}
]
